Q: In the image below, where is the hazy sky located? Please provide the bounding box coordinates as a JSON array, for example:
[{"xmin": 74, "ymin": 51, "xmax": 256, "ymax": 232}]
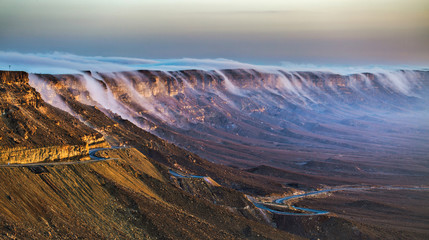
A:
[{"xmin": 1, "ymin": 0, "xmax": 428, "ymax": 64}]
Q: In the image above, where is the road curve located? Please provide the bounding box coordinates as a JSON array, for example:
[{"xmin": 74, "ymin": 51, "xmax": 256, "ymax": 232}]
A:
[
  {"xmin": 274, "ymin": 186, "xmax": 429, "ymax": 204},
  {"xmin": 265, "ymin": 185, "xmax": 429, "ymax": 216}
]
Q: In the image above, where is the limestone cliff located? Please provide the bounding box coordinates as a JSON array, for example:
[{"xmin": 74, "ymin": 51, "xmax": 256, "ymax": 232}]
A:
[{"xmin": 0, "ymin": 145, "xmax": 88, "ymax": 163}]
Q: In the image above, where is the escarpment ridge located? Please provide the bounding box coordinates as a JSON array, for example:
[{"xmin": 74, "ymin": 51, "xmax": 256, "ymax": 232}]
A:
[{"xmin": 29, "ymin": 68, "xmax": 429, "ymax": 186}]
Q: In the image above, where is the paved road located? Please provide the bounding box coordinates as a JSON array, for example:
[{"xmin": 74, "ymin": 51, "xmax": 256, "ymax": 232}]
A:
[
  {"xmin": 274, "ymin": 186, "xmax": 429, "ymax": 204},
  {"xmin": 0, "ymin": 147, "xmax": 122, "ymax": 168},
  {"xmin": 265, "ymin": 185, "xmax": 429, "ymax": 216},
  {"xmin": 169, "ymin": 169, "xmax": 205, "ymax": 178},
  {"xmin": 252, "ymin": 201, "xmax": 329, "ymax": 216}
]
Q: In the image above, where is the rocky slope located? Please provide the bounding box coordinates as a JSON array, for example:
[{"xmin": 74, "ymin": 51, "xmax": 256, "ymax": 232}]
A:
[{"xmin": 0, "ymin": 147, "xmax": 301, "ymax": 239}]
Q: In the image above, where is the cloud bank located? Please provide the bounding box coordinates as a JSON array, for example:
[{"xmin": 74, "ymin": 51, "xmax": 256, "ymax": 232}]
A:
[{"xmin": 0, "ymin": 51, "xmax": 428, "ymax": 75}]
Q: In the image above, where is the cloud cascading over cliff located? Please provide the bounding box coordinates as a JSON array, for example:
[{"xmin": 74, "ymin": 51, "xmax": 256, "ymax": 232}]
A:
[
  {"xmin": 0, "ymin": 52, "xmax": 427, "ymax": 175},
  {"xmin": 5, "ymin": 52, "xmax": 425, "ymax": 183}
]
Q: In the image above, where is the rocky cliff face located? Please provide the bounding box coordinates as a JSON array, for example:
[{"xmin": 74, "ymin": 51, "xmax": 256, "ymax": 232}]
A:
[
  {"xmin": 0, "ymin": 71, "xmax": 109, "ymax": 164},
  {"xmin": 34, "ymin": 69, "xmax": 429, "ymax": 128},
  {"xmin": 95, "ymin": 69, "xmax": 429, "ymax": 100},
  {"xmin": 0, "ymin": 71, "xmax": 43, "ymax": 109}
]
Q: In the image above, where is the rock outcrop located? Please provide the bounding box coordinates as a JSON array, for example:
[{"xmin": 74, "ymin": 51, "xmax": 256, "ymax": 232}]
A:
[
  {"xmin": 0, "ymin": 71, "xmax": 109, "ymax": 164},
  {"xmin": 0, "ymin": 145, "xmax": 88, "ymax": 163}
]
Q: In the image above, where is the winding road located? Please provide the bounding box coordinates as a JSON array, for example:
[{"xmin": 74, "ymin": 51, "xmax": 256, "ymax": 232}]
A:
[
  {"xmin": 168, "ymin": 169, "xmax": 429, "ymax": 216},
  {"xmin": 168, "ymin": 169, "xmax": 331, "ymax": 215},
  {"xmin": 264, "ymin": 185, "xmax": 429, "ymax": 216},
  {"xmin": 274, "ymin": 186, "xmax": 429, "ymax": 204}
]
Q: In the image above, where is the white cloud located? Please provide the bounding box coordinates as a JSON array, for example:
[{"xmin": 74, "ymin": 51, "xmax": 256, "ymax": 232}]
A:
[{"xmin": 0, "ymin": 51, "xmax": 427, "ymax": 75}]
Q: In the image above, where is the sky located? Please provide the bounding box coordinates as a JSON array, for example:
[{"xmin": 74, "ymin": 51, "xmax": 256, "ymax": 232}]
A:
[{"xmin": 1, "ymin": 0, "xmax": 428, "ymax": 65}]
